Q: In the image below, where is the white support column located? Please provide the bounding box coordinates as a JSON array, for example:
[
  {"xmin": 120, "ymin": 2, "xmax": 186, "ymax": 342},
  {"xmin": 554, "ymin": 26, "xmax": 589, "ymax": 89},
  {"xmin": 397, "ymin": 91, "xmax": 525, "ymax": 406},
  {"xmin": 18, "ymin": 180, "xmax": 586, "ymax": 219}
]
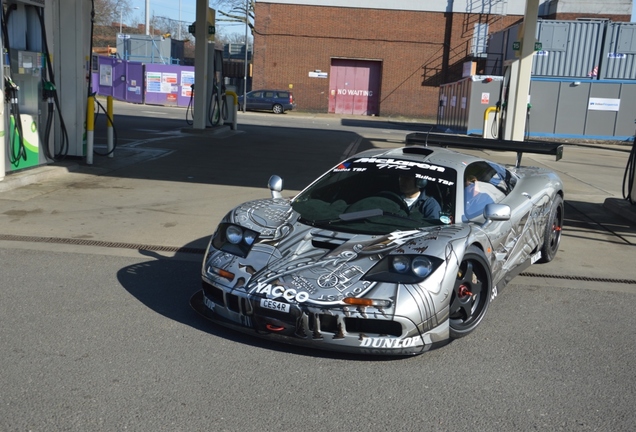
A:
[
  {"xmin": 503, "ymin": 60, "xmax": 518, "ymax": 141},
  {"xmin": 55, "ymin": 0, "xmax": 91, "ymax": 157},
  {"xmin": 145, "ymin": 0, "xmax": 150, "ymax": 36},
  {"xmin": 192, "ymin": 0, "xmax": 209, "ymax": 130},
  {"xmin": 508, "ymin": 0, "xmax": 540, "ymax": 142}
]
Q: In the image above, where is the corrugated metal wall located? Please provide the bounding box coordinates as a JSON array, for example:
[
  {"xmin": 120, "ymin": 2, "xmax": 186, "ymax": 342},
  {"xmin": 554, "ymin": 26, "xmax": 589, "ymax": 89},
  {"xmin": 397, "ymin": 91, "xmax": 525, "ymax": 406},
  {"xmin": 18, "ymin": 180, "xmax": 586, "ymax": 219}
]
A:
[
  {"xmin": 438, "ymin": 76, "xmax": 636, "ymax": 140},
  {"xmin": 600, "ymin": 22, "xmax": 636, "ymax": 80},
  {"xmin": 486, "ymin": 19, "xmax": 630, "ymax": 79},
  {"xmin": 453, "ymin": 19, "xmax": 636, "ymax": 140},
  {"xmin": 532, "ymin": 20, "xmax": 605, "ymax": 78},
  {"xmin": 528, "ymin": 78, "xmax": 636, "ymax": 139},
  {"xmin": 437, "ymin": 76, "xmax": 503, "ymax": 135}
]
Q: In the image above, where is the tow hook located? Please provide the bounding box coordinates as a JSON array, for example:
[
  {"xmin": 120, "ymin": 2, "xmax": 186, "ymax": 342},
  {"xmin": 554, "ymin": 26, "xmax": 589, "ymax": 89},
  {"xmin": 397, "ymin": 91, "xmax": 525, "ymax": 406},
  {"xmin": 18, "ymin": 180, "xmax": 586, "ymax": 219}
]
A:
[{"xmin": 266, "ymin": 324, "xmax": 285, "ymax": 332}]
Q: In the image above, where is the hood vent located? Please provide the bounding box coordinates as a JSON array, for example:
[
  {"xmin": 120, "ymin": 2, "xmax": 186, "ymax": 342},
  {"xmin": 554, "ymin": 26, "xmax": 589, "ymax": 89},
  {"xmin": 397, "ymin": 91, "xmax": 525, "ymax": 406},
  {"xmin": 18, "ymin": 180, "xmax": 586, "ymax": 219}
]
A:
[
  {"xmin": 402, "ymin": 146, "xmax": 434, "ymax": 156},
  {"xmin": 310, "ymin": 229, "xmax": 354, "ymax": 251},
  {"xmin": 312, "ymin": 238, "xmax": 340, "ymax": 251}
]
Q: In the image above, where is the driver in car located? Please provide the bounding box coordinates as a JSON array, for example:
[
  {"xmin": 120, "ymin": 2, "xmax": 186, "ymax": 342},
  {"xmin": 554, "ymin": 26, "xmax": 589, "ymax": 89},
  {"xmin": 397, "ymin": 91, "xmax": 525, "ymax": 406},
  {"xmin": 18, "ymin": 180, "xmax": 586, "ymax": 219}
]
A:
[{"xmin": 398, "ymin": 173, "xmax": 441, "ymax": 219}]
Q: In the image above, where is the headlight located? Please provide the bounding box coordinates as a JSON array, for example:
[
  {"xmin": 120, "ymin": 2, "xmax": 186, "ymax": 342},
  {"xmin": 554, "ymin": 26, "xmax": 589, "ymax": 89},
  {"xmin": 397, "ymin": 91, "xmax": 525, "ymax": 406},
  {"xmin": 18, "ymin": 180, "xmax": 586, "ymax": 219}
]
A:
[
  {"xmin": 364, "ymin": 254, "xmax": 442, "ymax": 283},
  {"xmin": 226, "ymin": 225, "xmax": 244, "ymax": 244},
  {"xmin": 412, "ymin": 256, "xmax": 434, "ymax": 277},
  {"xmin": 392, "ymin": 256, "xmax": 410, "ymax": 273},
  {"xmin": 212, "ymin": 223, "xmax": 259, "ymax": 258}
]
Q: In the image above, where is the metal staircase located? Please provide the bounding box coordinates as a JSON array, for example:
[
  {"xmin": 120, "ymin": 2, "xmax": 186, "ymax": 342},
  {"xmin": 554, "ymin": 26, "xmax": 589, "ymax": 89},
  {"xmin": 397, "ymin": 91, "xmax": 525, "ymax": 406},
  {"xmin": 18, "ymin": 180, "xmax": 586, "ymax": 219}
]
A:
[{"xmin": 422, "ymin": 0, "xmax": 510, "ymax": 86}]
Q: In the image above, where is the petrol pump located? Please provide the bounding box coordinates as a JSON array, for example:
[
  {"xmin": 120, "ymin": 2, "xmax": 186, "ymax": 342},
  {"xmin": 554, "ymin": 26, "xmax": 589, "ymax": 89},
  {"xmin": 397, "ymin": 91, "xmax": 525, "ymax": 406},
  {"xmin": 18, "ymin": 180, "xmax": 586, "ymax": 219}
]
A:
[
  {"xmin": 1, "ymin": 0, "xmax": 54, "ymax": 176},
  {"xmin": 190, "ymin": 5, "xmax": 230, "ymax": 130}
]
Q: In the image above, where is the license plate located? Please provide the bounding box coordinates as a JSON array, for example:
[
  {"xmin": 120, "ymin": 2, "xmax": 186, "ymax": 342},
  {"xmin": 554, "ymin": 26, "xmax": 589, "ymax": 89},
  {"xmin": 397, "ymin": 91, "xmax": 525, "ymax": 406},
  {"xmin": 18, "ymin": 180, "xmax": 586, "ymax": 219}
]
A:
[{"xmin": 260, "ymin": 298, "xmax": 290, "ymax": 313}]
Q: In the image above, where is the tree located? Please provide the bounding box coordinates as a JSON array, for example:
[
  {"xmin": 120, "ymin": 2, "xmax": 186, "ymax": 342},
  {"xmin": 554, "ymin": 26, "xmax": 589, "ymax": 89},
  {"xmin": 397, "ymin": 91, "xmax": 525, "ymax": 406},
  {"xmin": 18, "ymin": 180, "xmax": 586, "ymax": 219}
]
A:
[
  {"xmin": 93, "ymin": 0, "xmax": 135, "ymax": 27},
  {"xmin": 212, "ymin": 0, "xmax": 255, "ymax": 34},
  {"xmin": 153, "ymin": 15, "xmax": 190, "ymax": 39}
]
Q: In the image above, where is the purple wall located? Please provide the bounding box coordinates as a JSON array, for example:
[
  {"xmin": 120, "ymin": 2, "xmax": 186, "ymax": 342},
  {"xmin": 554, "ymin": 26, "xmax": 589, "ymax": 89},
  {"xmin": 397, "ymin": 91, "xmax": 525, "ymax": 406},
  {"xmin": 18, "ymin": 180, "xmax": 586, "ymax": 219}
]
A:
[
  {"xmin": 91, "ymin": 56, "xmax": 194, "ymax": 108},
  {"xmin": 92, "ymin": 56, "xmax": 144, "ymax": 104}
]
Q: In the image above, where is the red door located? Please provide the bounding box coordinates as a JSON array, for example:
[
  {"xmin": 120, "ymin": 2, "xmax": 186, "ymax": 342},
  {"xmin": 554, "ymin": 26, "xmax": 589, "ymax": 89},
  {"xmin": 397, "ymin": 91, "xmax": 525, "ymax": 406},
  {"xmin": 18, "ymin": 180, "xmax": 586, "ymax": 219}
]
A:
[{"xmin": 329, "ymin": 59, "xmax": 381, "ymax": 115}]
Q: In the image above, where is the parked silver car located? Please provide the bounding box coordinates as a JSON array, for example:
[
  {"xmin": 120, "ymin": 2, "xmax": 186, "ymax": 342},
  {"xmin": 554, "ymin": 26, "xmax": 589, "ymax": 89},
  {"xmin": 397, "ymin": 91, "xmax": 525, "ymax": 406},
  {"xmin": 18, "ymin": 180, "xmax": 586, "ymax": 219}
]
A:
[{"xmin": 192, "ymin": 133, "xmax": 564, "ymax": 355}]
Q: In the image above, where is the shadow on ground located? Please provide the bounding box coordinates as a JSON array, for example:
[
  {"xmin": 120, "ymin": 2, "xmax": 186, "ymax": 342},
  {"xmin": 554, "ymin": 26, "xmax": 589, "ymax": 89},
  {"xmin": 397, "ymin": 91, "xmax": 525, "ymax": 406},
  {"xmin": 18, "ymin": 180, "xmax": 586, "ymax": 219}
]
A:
[
  {"xmin": 95, "ymin": 117, "xmax": 383, "ymax": 191},
  {"xmin": 116, "ymin": 236, "xmax": 416, "ymax": 361},
  {"xmin": 565, "ymin": 200, "xmax": 636, "ymax": 245}
]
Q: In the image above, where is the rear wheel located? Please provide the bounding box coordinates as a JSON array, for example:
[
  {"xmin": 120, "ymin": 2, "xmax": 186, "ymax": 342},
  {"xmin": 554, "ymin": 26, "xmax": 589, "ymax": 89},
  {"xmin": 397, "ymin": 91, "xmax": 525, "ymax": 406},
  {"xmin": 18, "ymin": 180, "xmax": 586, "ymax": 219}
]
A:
[
  {"xmin": 272, "ymin": 104, "xmax": 284, "ymax": 114},
  {"xmin": 449, "ymin": 246, "xmax": 492, "ymax": 338},
  {"xmin": 538, "ymin": 195, "xmax": 563, "ymax": 263}
]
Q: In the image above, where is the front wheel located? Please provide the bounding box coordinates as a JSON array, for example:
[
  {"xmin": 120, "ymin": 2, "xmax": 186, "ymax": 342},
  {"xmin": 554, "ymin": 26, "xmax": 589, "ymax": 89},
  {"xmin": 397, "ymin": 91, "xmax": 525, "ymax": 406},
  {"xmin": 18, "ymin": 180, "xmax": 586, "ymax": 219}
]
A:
[
  {"xmin": 449, "ymin": 246, "xmax": 492, "ymax": 339},
  {"xmin": 272, "ymin": 104, "xmax": 284, "ymax": 114},
  {"xmin": 538, "ymin": 194, "xmax": 563, "ymax": 263}
]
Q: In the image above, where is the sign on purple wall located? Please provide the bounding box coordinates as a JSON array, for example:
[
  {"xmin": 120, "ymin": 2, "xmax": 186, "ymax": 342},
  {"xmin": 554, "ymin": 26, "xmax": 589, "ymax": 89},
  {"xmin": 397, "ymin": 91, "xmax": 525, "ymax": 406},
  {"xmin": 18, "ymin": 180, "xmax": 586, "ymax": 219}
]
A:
[{"xmin": 144, "ymin": 64, "xmax": 195, "ymax": 108}]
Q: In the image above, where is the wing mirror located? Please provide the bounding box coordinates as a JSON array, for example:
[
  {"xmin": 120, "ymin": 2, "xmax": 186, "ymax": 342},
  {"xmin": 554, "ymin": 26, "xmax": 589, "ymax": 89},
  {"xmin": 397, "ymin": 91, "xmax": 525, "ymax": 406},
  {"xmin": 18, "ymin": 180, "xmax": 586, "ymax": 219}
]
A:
[
  {"xmin": 268, "ymin": 175, "xmax": 283, "ymax": 199},
  {"xmin": 484, "ymin": 203, "xmax": 511, "ymax": 221},
  {"xmin": 481, "ymin": 203, "xmax": 510, "ymax": 228}
]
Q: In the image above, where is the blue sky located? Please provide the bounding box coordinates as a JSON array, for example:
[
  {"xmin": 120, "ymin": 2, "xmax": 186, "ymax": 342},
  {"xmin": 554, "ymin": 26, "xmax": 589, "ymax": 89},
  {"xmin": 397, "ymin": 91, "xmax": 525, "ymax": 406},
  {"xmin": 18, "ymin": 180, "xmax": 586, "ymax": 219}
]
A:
[{"xmin": 129, "ymin": 0, "xmax": 247, "ymax": 37}]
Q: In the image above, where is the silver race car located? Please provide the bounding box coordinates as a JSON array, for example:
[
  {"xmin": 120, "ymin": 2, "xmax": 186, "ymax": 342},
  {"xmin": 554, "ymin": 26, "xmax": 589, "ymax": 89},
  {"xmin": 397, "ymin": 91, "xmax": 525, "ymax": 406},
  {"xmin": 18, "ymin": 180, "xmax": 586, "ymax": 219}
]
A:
[{"xmin": 191, "ymin": 133, "xmax": 564, "ymax": 355}]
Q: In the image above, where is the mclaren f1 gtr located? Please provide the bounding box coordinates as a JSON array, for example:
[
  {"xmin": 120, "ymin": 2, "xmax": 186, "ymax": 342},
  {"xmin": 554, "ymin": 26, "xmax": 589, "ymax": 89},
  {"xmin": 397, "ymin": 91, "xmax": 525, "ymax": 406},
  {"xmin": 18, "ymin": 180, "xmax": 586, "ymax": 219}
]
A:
[{"xmin": 191, "ymin": 133, "xmax": 564, "ymax": 355}]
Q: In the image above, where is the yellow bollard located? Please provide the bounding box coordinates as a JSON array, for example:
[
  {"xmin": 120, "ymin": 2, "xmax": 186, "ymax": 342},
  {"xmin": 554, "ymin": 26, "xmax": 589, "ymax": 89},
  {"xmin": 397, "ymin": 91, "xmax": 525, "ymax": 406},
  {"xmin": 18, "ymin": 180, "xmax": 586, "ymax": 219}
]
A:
[
  {"xmin": 225, "ymin": 91, "xmax": 238, "ymax": 131},
  {"xmin": 483, "ymin": 106, "xmax": 500, "ymax": 139},
  {"xmin": 86, "ymin": 95, "xmax": 94, "ymax": 165}
]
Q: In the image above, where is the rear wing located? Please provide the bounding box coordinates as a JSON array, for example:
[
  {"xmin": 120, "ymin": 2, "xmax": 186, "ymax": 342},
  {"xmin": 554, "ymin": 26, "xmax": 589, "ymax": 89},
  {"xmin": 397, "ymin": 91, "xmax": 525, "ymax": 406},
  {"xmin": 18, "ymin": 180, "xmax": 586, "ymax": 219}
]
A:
[{"xmin": 405, "ymin": 132, "xmax": 563, "ymax": 168}]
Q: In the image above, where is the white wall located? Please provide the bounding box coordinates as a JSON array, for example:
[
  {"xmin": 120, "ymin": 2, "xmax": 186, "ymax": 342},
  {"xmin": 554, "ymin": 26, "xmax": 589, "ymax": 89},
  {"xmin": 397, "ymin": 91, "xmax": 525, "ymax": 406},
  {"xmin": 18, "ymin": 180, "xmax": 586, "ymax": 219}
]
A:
[{"xmin": 549, "ymin": 0, "xmax": 632, "ymax": 15}]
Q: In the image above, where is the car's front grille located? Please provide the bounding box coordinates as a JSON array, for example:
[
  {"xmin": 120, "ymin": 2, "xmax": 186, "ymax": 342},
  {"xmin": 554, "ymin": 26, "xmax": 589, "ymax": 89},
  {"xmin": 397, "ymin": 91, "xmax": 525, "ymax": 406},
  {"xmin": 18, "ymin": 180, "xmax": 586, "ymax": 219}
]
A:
[
  {"xmin": 202, "ymin": 281, "xmax": 224, "ymax": 305},
  {"xmin": 203, "ymin": 281, "xmax": 250, "ymax": 314},
  {"xmin": 344, "ymin": 317, "xmax": 402, "ymax": 336},
  {"xmin": 316, "ymin": 314, "xmax": 338, "ymax": 333},
  {"xmin": 202, "ymin": 280, "xmax": 404, "ymax": 337},
  {"xmin": 226, "ymin": 292, "xmax": 240, "ymax": 312},
  {"xmin": 313, "ymin": 314, "xmax": 402, "ymax": 337}
]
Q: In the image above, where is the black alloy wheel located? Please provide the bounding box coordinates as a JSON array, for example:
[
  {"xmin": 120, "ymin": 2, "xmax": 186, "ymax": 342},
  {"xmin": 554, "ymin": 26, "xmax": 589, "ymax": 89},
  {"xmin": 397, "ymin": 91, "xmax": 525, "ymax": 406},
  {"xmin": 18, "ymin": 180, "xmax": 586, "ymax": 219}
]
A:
[{"xmin": 449, "ymin": 246, "xmax": 492, "ymax": 338}]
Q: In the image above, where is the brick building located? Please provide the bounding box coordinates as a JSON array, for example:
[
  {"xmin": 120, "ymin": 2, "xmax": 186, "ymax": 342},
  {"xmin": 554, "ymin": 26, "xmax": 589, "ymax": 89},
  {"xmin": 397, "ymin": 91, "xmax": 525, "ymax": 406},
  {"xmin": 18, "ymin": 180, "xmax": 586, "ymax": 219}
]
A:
[{"xmin": 252, "ymin": 0, "xmax": 633, "ymax": 118}]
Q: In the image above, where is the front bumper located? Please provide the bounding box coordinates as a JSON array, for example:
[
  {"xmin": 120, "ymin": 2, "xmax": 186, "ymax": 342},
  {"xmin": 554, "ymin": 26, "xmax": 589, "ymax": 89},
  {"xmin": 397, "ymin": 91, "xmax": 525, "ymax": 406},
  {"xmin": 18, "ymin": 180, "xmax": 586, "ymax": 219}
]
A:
[{"xmin": 190, "ymin": 280, "xmax": 449, "ymax": 356}]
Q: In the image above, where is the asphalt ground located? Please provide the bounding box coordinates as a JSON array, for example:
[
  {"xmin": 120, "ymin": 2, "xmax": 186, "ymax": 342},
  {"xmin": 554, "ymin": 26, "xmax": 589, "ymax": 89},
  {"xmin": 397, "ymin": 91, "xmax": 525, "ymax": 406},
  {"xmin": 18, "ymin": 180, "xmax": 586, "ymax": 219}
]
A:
[
  {"xmin": 1, "ymin": 102, "xmax": 635, "ymax": 284},
  {"xmin": 1, "ymin": 102, "xmax": 636, "ymax": 431}
]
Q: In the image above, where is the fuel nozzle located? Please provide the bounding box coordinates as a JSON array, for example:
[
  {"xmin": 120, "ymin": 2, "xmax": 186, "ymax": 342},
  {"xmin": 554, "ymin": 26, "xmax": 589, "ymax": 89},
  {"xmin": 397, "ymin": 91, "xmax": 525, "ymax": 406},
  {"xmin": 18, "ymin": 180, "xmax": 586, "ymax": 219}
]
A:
[
  {"xmin": 43, "ymin": 81, "xmax": 56, "ymax": 100},
  {"xmin": 4, "ymin": 76, "xmax": 19, "ymax": 103}
]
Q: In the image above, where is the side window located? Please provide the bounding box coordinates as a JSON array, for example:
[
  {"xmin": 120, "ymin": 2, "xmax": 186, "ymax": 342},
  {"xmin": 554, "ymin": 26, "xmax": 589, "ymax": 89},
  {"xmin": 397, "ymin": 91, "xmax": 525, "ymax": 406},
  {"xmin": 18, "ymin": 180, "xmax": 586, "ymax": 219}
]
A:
[
  {"xmin": 251, "ymin": 92, "xmax": 262, "ymax": 98},
  {"xmin": 463, "ymin": 162, "xmax": 507, "ymax": 220},
  {"xmin": 278, "ymin": 92, "xmax": 289, "ymax": 99},
  {"xmin": 264, "ymin": 91, "xmax": 275, "ymax": 98}
]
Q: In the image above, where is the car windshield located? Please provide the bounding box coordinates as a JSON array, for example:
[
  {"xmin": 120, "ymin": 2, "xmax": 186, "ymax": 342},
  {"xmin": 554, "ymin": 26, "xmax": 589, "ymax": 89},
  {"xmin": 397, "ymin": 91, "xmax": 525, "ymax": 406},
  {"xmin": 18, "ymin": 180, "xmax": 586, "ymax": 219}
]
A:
[{"xmin": 291, "ymin": 156, "xmax": 457, "ymax": 234}]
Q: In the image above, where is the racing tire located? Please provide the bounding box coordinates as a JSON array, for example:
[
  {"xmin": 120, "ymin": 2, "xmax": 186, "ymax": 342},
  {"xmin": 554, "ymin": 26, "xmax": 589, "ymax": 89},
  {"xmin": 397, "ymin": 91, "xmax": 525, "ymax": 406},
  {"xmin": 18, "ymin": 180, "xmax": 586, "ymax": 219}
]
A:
[
  {"xmin": 272, "ymin": 104, "xmax": 284, "ymax": 114},
  {"xmin": 449, "ymin": 246, "xmax": 492, "ymax": 339},
  {"xmin": 538, "ymin": 194, "xmax": 563, "ymax": 263}
]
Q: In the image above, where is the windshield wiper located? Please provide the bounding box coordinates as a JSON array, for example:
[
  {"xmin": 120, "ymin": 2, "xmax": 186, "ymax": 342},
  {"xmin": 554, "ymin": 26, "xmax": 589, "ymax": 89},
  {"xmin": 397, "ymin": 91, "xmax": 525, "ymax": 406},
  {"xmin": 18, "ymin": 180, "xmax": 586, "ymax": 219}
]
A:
[
  {"xmin": 338, "ymin": 209, "xmax": 384, "ymax": 221},
  {"xmin": 301, "ymin": 208, "xmax": 416, "ymax": 226}
]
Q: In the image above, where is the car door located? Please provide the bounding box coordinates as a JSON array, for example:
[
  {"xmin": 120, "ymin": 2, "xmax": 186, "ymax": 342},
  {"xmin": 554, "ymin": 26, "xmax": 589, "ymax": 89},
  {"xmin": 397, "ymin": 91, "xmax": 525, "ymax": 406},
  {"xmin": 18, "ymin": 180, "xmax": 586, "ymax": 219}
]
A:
[
  {"xmin": 262, "ymin": 91, "xmax": 276, "ymax": 110},
  {"xmin": 487, "ymin": 167, "xmax": 549, "ymax": 278},
  {"xmin": 246, "ymin": 91, "xmax": 263, "ymax": 110},
  {"xmin": 463, "ymin": 161, "xmax": 522, "ymax": 280}
]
